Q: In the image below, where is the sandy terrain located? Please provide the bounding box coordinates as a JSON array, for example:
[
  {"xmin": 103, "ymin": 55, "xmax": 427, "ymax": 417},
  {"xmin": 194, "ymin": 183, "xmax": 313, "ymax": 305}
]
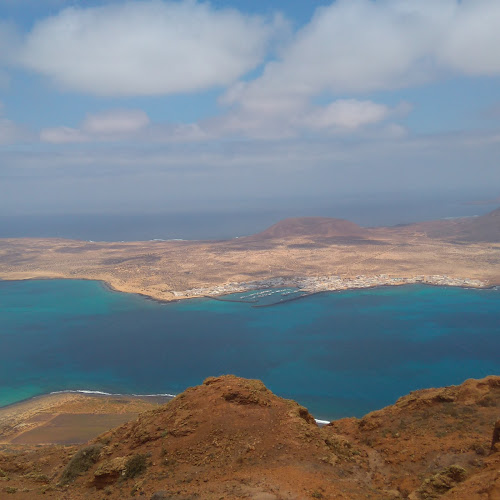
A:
[
  {"xmin": 0, "ymin": 213, "xmax": 499, "ymax": 302},
  {"xmin": 0, "ymin": 393, "xmax": 170, "ymax": 445}
]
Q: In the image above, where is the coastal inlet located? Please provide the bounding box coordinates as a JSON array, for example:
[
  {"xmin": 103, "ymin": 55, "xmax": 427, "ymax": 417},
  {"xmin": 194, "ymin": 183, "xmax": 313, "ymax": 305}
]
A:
[{"xmin": 0, "ymin": 278, "xmax": 499, "ymax": 421}]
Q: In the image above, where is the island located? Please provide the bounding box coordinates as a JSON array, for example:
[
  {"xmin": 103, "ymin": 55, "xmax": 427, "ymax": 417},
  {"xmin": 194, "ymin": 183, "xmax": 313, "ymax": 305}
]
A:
[{"xmin": 0, "ymin": 208, "xmax": 499, "ymax": 302}]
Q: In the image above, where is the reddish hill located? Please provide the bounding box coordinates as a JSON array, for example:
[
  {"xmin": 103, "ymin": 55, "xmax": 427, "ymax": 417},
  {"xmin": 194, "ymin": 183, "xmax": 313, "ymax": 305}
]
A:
[
  {"xmin": 253, "ymin": 216, "xmax": 368, "ymax": 240},
  {"xmin": 242, "ymin": 207, "xmax": 500, "ymax": 243},
  {"xmin": 402, "ymin": 207, "xmax": 500, "ymax": 242},
  {"xmin": 1, "ymin": 375, "xmax": 499, "ymax": 499}
]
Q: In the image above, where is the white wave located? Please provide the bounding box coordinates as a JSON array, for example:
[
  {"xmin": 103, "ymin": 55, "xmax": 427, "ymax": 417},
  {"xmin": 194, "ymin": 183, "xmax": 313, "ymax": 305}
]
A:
[
  {"xmin": 315, "ymin": 419, "xmax": 330, "ymax": 426},
  {"xmin": 50, "ymin": 389, "xmax": 176, "ymax": 398},
  {"xmin": 149, "ymin": 238, "xmax": 186, "ymax": 242},
  {"xmin": 51, "ymin": 389, "xmax": 113, "ymax": 395},
  {"xmin": 131, "ymin": 393, "xmax": 176, "ymax": 397}
]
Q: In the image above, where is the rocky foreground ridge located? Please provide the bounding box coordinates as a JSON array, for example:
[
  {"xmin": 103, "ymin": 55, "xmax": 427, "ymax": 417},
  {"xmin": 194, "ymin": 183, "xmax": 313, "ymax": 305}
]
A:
[{"xmin": 0, "ymin": 375, "xmax": 499, "ymax": 499}]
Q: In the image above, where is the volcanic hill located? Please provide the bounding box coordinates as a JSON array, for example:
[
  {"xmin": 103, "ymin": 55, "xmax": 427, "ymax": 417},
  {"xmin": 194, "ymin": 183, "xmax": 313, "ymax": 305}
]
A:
[
  {"xmin": 405, "ymin": 207, "xmax": 500, "ymax": 243},
  {"xmin": 1, "ymin": 375, "xmax": 499, "ymax": 499},
  {"xmin": 251, "ymin": 217, "xmax": 368, "ymax": 240},
  {"xmin": 248, "ymin": 207, "xmax": 500, "ymax": 244}
]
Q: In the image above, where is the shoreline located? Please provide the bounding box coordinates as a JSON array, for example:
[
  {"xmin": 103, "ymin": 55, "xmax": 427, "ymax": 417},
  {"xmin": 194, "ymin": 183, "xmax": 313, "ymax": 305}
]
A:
[
  {"xmin": 0, "ymin": 388, "xmax": 340, "ymax": 430},
  {"xmin": 2, "ymin": 375, "xmax": 499, "ymax": 435},
  {"xmin": 249, "ymin": 281, "xmax": 500, "ymax": 308},
  {"xmin": 0, "ymin": 274, "xmax": 497, "ymax": 308},
  {"xmin": 0, "ymin": 389, "xmax": 335, "ymax": 430},
  {"xmin": 0, "ymin": 389, "xmax": 175, "ymax": 413},
  {"xmin": 0, "ymin": 391, "xmax": 174, "ymax": 446},
  {"xmin": 78, "ymin": 276, "xmax": 500, "ymax": 304}
]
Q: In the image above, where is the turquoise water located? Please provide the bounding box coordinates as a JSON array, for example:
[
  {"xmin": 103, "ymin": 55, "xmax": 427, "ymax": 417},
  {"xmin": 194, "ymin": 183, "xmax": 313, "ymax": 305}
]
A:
[{"xmin": 0, "ymin": 280, "xmax": 499, "ymax": 419}]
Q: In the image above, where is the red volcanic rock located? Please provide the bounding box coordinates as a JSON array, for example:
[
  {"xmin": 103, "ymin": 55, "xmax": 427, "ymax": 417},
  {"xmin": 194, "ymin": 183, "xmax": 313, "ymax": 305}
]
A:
[{"xmin": 1, "ymin": 375, "xmax": 500, "ymax": 499}]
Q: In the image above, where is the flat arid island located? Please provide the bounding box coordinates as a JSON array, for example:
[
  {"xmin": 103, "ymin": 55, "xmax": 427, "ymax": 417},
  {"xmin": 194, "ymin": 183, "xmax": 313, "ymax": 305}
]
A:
[{"xmin": 1, "ymin": 208, "xmax": 499, "ymax": 301}]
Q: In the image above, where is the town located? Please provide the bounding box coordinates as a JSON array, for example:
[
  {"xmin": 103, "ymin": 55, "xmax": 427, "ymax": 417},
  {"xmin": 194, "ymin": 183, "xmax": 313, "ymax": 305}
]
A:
[{"xmin": 174, "ymin": 274, "xmax": 487, "ymax": 299}]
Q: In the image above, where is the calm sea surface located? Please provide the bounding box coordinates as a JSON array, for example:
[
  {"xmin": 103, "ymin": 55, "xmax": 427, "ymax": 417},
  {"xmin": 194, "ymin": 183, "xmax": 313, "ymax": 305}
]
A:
[
  {"xmin": 0, "ymin": 280, "xmax": 499, "ymax": 420},
  {"xmin": 0, "ymin": 200, "xmax": 493, "ymax": 241}
]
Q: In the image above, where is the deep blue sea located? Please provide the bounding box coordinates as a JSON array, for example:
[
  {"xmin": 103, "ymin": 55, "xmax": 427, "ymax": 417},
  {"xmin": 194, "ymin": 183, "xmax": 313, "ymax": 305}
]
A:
[{"xmin": 0, "ymin": 279, "xmax": 499, "ymax": 420}]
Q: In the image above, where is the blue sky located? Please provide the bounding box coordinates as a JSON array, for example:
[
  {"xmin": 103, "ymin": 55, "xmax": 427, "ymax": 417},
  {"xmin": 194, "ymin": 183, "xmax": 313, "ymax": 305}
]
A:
[{"xmin": 1, "ymin": 0, "xmax": 500, "ymax": 216}]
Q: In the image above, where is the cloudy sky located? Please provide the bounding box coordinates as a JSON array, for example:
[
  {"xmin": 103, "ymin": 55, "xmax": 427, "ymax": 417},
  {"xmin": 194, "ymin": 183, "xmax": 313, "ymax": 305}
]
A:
[{"xmin": 1, "ymin": 0, "xmax": 500, "ymax": 216}]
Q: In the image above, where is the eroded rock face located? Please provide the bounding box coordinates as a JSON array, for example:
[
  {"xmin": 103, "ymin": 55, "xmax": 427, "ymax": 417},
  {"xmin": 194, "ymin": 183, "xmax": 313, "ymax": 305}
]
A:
[
  {"xmin": 410, "ymin": 465, "xmax": 467, "ymax": 499},
  {"xmin": 491, "ymin": 420, "xmax": 500, "ymax": 453},
  {"xmin": 1, "ymin": 374, "xmax": 500, "ymax": 499},
  {"xmin": 93, "ymin": 456, "xmax": 127, "ymax": 488}
]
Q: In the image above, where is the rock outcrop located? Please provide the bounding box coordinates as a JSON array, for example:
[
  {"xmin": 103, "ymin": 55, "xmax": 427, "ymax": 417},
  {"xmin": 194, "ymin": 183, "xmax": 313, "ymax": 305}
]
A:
[{"xmin": 0, "ymin": 374, "xmax": 499, "ymax": 499}]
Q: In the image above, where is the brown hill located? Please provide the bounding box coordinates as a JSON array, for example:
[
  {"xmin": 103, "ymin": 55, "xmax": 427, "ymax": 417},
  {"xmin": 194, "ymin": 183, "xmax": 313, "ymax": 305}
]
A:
[
  {"xmin": 1, "ymin": 375, "xmax": 499, "ymax": 499},
  {"xmin": 252, "ymin": 217, "xmax": 368, "ymax": 240},
  {"xmin": 403, "ymin": 207, "xmax": 500, "ymax": 243},
  {"xmin": 240, "ymin": 207, "xmax": 500, "ymax": 244}
]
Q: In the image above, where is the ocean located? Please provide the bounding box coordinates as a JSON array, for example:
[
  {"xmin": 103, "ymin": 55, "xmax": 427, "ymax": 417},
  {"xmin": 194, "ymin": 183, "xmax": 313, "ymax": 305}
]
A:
[
  {"xmin": 0, "ymin": 279, "xmax": 499, "ymax": 420},
  {"xmin": 0, "ymin": 199, "xmax": 494, "ymax": 241}
]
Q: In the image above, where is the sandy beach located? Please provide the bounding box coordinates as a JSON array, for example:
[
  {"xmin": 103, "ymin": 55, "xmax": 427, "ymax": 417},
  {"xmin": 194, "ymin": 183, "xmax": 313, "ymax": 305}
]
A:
[{"xmin": 0, "ymin": 392, "xmax": 172, "ymax": 445}]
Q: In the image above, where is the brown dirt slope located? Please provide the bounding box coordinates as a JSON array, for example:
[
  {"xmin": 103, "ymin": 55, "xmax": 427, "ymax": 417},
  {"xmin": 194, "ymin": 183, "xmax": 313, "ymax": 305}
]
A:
[
  {"xmin": 1, "ymin": 375, "xmax": 499, "ymax": 499},
  {"xmin": 404, "ymin": 207, "xmax": 500, "ymax": 242}
]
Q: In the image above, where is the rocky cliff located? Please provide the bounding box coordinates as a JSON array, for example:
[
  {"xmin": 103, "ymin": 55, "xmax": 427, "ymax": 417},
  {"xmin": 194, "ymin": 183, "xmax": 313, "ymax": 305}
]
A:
[{"xmin": 0, "ymin": 375, "xmax": 499, "ymax": 499}]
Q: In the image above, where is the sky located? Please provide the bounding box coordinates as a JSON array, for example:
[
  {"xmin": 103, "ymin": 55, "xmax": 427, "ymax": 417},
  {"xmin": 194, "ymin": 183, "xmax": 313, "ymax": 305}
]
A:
[{"xmin": 1, "ymin": 0, "xmax": 500, "ymax": 216}]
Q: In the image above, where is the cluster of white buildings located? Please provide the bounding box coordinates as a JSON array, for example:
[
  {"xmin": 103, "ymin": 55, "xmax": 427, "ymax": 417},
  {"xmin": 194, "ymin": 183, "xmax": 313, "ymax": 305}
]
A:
[{"xmin": 173, "ymin": 274, "xmax": 486, "ymax": 298}]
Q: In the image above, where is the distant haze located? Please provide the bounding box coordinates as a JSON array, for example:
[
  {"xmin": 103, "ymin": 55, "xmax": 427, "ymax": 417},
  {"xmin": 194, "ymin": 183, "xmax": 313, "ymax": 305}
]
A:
[{"xmin": 0, "ymin": 196, "xmax": 496, "ymax": 241}]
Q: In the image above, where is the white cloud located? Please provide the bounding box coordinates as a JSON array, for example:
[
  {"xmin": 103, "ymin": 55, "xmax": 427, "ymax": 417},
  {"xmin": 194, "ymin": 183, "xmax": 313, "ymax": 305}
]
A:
[
  {"xmin": 82, "ymin": 109, "xmax": 150, "ymax": 135},
  {"xmin": 41, "ymin": 109, "xmax": 215, "ymax": 144},
  {"xmin": 223, "ymin": 0, "xmax": 500, "ymax": 112},
  {"xmin": 303, "ymin": 100, "xmax": 390, "ymax": 130},
  {"xmin": 438, "ymin": 0, "xmax": 500, "ymax": 75},
  {"xmin": 40, "ymin": 98, "xmax": 401, "ymax": 144},
  {"xmin": 41, "ymin": 109, "xmax": 151, "ymax": 143},
  {"xmin": 200, "ymin": 97, "xmax": 405, "ymax": 140},
  {"xmin": 21, "ymin": 0, "xmax": 500, "ymax": 144},
  {"xmin": 40, "ymin": 126, "xmax": 87, "ymax": 144},
  {"xmin": 19, "ymin": 1, "xmax": 276, "ymax": 96}
]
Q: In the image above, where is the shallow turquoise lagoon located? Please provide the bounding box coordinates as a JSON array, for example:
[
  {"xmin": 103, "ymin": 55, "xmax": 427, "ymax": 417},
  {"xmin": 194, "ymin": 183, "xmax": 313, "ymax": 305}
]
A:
[{"xmin": 0, "ymin": 279, "xmax": 499, "ymax": 419}]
